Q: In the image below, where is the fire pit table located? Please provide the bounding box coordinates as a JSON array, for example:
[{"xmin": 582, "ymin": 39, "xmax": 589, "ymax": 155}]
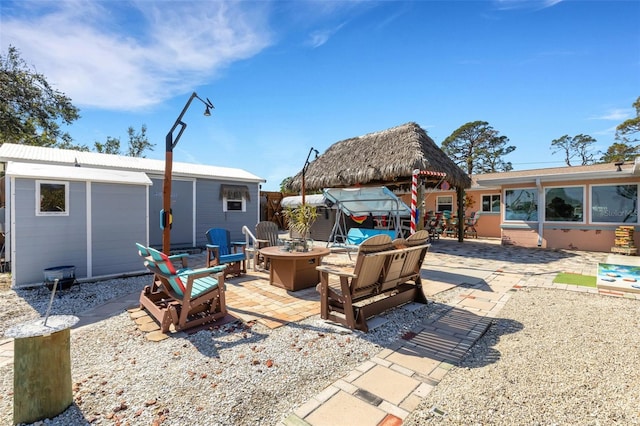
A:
[{"xmin": 258, "ymin": 246, "xmax": 330, "ymax": 291}]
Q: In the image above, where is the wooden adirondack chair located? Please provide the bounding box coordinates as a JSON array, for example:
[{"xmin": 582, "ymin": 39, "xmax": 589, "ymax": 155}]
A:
[
  {"xmin": 316, "ymin": 233, "xmax": 430, "ymax": 332},
  {"xmin": 254, "ymin": 221, "xmax": 280, "ymax": 270},
  {"xmin": 205, "ymin": 228, "xmax": 247, "ymax": 277},
  {"xmin": 138, "ymin": 245, "xmax": 228, "ymax": 333}
]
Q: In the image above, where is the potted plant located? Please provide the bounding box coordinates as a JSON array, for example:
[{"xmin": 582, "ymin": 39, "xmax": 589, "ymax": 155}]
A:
[{"xmin": 282, "ymin": 204, "xmax": 317, "ymax": 251}]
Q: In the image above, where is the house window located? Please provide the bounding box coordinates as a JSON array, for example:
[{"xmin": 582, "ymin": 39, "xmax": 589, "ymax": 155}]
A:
[
  {"xmin": 481, "ymin": 194, "xmax": 500, "ymax": 213},
  {"xmin": 504, "ymin": 188, "xmax": 538, "ymax": 221},
  {"xmin": 591, "ymin": 184, "xmax": 638, "ymax": 223},
  {"xmin": 36, "ymin": 180, "xmax": 69, "ymax": 216},
  {"xmin": 545, "ymin": 186, "xmax": 584, "ymax": 222},
  {"xmin": 437, "ymin": 196, "xmax": 453, "ymax": 212}
]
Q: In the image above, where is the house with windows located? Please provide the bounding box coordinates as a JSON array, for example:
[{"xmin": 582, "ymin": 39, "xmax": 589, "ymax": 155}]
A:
[
  {"xmin": 423, "ymin": 160, "xmax": 640, "ymax": 251},
  {"xmin": 0, "ymin": 143, "xmax": 265, "ymax": 288}
]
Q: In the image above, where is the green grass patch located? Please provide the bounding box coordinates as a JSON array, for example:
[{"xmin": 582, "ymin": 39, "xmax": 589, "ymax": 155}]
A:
[{"xmin": 553, "ymin": 272, "xmax": 597, "ymax": 287}]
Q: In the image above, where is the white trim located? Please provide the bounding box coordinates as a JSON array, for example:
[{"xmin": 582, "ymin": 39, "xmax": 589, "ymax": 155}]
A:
[
  {"xmin": 222, "ymin": 195, "xmax": 246, "ymax": 212},
  {"xmin": 543, "ymin": 184, "xmax": 586, "ymax": 225},
  {"xmin": 8, "ymin": 161, "xmax": 152, "ymax": 185},
  {"xmin": 35, "ymin": 180, "xmax": 69, "ymax": 216},
  {"xmin": 589, "ymin": 182, "xmax": 639, "ymax": 225},
  {"xmin": 503, "ymin": 187, "xmax": 539, "ymax": 223},
  {"xmin": 86, "ymin": 181, "xmax": 92, "ymax": 278},
  {"xmin": 481, "ymin": 193, "xmax": 501, "ymax": 213},
  {"xmin": 436, "ymin": 195, "xmax": 453, "ymax": 212}
]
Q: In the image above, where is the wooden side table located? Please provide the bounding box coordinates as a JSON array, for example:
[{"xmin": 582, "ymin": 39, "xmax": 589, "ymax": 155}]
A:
[{"xmin": 258, "ymin": 246, "xmax": 330, "ymax": 291}]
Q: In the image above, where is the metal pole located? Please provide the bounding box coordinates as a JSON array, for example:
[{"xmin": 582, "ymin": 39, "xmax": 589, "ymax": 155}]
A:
[{"xmin": 162, "ymin": 92, "xmax": 214, "ymax": 254}]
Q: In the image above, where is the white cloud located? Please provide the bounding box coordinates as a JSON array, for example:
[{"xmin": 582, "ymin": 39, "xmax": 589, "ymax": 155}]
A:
[
  {"xmin": 1, "ymin": 1, "xmax": 273, "ymax": 110},
  {"xmin": 493, "ymin": 0, "xmax": 563, "ymax": 11},
  {"xmin": 591, "ymin": 109, "xmax": 632, "ymax": 121},
  {"xmin": 307, "ymin": 23, "xmax": 345, "ymax": 48}
]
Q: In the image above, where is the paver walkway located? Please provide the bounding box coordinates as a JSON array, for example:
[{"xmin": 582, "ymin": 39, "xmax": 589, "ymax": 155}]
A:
[{"xmin": 1, "ymin": 238, "xmax": 639, "ymax": 426}]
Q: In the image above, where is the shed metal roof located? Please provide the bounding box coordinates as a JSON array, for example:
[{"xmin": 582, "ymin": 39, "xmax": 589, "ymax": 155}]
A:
[
  {"xmin": 0, "ymin": 143, "xmax": 265, "ymax": 183},
  {"xmin": 6, "ymin": 161, "xmax": 153, "ymax": 185}
]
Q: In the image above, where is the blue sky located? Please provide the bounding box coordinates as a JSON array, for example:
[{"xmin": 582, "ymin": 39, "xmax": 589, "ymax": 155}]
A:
[{"xmin": 1, "ymin": 0, "xmax": 639, "ymax": 190}]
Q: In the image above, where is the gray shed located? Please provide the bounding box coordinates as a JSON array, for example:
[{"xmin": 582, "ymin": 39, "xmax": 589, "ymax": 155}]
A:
[{"xmin": 0, "ymin": 143, "xmax": 266, "ymax": 288}]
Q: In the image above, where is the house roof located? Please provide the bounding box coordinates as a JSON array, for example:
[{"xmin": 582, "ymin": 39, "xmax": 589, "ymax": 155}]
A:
[
  {"xmin": 285, "ymin": 122, "xmax": 471, "ymax": 192},
  {"xmin": 6, "ymin": 161, "xmax": 153, "ymax": 185},
  {"xmin": 0, "ymin": 143, "xmax": 265, "ymax": 183},
  {"xmin": 474, "ymin": 159, "xmax": 640, "ymax": 186}
]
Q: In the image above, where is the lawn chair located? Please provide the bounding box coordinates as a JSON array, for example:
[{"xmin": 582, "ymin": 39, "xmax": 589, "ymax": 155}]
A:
[
  {"xmin": 254, "ymin": 221, "xmax": 280, "ymax": 270},
  {"xmin": 205, "ymin": 228, "xmax": 247, "ymax": 277},
  {"xmin": 464, "ymin": 211, "xmax": 479, "ymax": 238},
  {"xmin": 137, "ymin": 245, "xmax": 227, "ymax": 333},
  {"xmin": 316, "ymin": 233, "xmax": 429, "ymax": 332},
  {"xmin": 135, "ymin": 242, "xmax": 189, "ymax": 293}
]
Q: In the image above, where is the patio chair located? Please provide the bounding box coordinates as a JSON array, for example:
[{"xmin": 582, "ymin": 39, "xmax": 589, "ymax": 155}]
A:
[
  {"xmin": 205, "ymin": 228, "xmax": 247, "ymax": 277},
  {"xmin": 464, "ymin": 212, "xmax": 479, "ymax": 239},
  {"xmin": 137, "ymin": 245, "xmax": 227, "ymax": 333},
  {"xmin": 135, "ymin": 242, "xmax": 189, "ymax": 293},
  {"xmin": 254, "ymin": 221, "xmax": 280, "ymax": 270},
  {"xmin": 316, "ymin": 233, "xmax": 429, "ymax": 332}
]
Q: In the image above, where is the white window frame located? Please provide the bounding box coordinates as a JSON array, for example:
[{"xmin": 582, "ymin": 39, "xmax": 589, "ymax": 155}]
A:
[
  {"xmin": 543, "ymin": 185, "xmax": 586, "ymax": 224},
  {"xmin": 481, "ymin": 194, "xmax": 501, "ymax": 213},
  {"xmin": 36, "ymin": 180, "xmax": 69, "ymax": 216},
  {"xmin": 504, "ymin": 187, "xmax": 538, "ymax": 222},
  {"xmin": 590, "ymin": 183, "xmax": 639, "ymax": 225},
  {"xmin": 222, "ymin": 195, "xmax": 246, "ymax": 212},
  {"xmin": 436, "ymin": 195, "xmax": 453, "ymax": 212}
]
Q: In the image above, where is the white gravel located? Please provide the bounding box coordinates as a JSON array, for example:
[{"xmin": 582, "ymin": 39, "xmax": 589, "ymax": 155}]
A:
[
  {"xmin": 404, "ymin": 287, "xmax": 640, "ymax": 425},
  {"xmin": 0, "ymin": 275, "xmax": 441, "ymax": 426},
  {"xmin": 2, "ymin": 241, "xmax": 639, "ymax": 426}
]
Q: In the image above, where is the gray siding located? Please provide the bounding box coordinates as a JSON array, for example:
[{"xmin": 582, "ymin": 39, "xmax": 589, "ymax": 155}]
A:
[
  {"xmin": 195, "ymin": 180, "xmax": 260, "ymax": 246},
  {"xmin": 148, "ymin": 177, "xmax": 194, "ymax": 249},
  {"xmin": 14, "ymin": 179, "xmax": 88, "ymax": 286},
  {"xmin": 91, "ymin": 183, "xmax": 147, "ymax": 276}
]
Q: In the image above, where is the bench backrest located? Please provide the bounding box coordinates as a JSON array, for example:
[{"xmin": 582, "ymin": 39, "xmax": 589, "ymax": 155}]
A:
[
  {"xmin": 351, "ymin": 230, "xmax": 429, "ymax": 297},
  {"xmin": 346, "ymin": 228, "xmax": 396, "ymax": 246}
]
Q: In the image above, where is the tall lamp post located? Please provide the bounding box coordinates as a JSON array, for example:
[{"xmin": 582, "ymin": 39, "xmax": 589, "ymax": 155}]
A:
[
  {"xmin": 301, "ymin": 147, "xmax": 319, "ymax": 205},
  {"xmin": 162, "ymin": 92, "xmax": 214, "ymax": 254}
]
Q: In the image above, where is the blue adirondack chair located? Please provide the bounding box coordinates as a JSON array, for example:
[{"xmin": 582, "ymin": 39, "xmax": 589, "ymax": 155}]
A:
[{"xmin": 205, "ymin": 228, "xmax": 247, "ymax": 277}]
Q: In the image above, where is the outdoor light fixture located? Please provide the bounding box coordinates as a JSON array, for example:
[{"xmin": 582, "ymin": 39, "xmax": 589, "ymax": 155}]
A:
[
  {"xmin": 301, "ymin": 147, "xmax": 319, "ymax": 205},
  {"xmin": 162, "ymin": 92, "xmax": 215, "ymax": 254},
  {"xmin": 615, "ymin": 161, "xmax": 624, "ymax": 172}
]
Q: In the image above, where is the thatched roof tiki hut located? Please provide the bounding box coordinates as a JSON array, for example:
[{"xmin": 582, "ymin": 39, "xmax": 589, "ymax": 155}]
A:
[{"xmin": 286, "ymin": 122, "xmax": 471, "ymax": 239}]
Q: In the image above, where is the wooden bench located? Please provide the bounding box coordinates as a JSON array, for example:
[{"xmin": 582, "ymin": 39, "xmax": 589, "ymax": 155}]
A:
[{"xmin": 316, "ymin": 230, "xmax": 430, "ymax": 332}]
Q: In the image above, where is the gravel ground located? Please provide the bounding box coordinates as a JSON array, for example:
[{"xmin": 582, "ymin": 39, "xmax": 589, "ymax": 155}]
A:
[
  {"xmin": 2, "ymin": 248, "xmax": 639, "ymax": 425},
  {"xmin": 404, "ymin": 287, "xmax": 640, "ymax": 425},
  {"xmin": 0, "ymin": 275, "xmax": 441, "ymax": 426}
]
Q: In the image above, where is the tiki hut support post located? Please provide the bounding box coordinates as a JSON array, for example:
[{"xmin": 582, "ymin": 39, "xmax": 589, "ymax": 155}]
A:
[{"xmin": 456, "ymin": 187, "xmax": 465, "ymax": 242}]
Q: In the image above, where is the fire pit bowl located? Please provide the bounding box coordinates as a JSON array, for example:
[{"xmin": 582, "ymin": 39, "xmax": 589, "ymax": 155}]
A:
[{"xmin": 43, "ymin": 265, "xmax": 76, "ymax": 290}]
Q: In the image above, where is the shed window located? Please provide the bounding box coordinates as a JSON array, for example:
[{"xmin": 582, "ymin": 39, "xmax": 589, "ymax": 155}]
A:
[
  {"xmin": 220, "ymin": 184, "xmax": 249, "ymax": 212},
  {"xmin": 36, "ymin": 180, "xmax": 69, "ymax": 216},
  {"xmin": 591, "ymin": 184, "xmax": 638, "ymax": 224}
]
